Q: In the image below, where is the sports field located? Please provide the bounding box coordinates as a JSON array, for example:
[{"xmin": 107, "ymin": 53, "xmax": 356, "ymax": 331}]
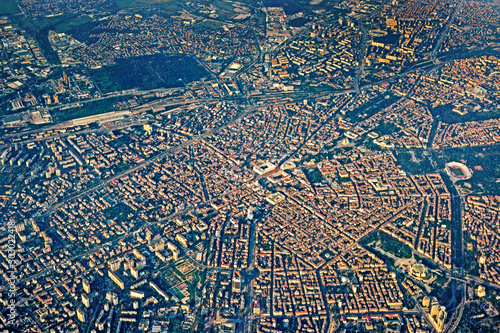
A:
[{"xmin": 450, "ymin": 166, "xmax": 466, "ymax": 178}]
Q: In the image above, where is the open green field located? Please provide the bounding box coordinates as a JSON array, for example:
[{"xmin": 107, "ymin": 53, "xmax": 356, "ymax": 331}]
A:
[
  {"xmin": 89, "ymin": 70, "xmax": 122, "ymax": 94},
  {"xmin": 262, "ymin": 0, "xmax": 306, "ymax": 15},
  {"xmin": 213, "ymin": 0, "xmax": 235, "ymax": 12},
  {"xmin": 116, "ymin": 0, "xmax": 170, "ymax": 7},
  {"xmin": 115, "ymin": 0, "xmax": 183, "ymax": 12},
  {"xmin": 89, "ymin": 54, "xmax": 209, "ymax": 93},
  {"xmin": 54, "ymin": 15, "xmax": 94, "ymax": 34},
  {"xmin": 192, "ymin": 20, "xmax": 225, "ymax": 31},
  {"xmin": 0, "ymin": 0, "xmax": 19, "ymax": 15}
]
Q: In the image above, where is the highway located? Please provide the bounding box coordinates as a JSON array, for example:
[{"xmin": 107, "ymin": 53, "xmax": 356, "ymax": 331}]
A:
[
  {"xmin": 33, "ymin": 101, "xmax": 257, "ymax": 218},
  {"xmin": 430, "ymin": 0, "xmax": 466, "ymax": 59},
  {"xmin": 240, "ymin": 210, "xmax": 271, "ymax": 333},
  {"xmin": 0, "ymin": 102, "xmax": 259, "ymax": 293},
  {"xmin": 3, "ymin": 42, "xmax": 492, "ymax": 151},
  {"xmin": 353, "ymin": 0, "xmax": 391, "ymax": 94},
  {"xmin": 443, "ymin": 283, "xmax": 466, "ymax": 333},
  {"xmin": 5, "ymin": 4, "xmax": 500, "ymax": 332}
]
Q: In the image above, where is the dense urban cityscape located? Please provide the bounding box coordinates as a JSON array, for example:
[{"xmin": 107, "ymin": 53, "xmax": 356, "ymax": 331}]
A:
[{"xmin": 0, "ymin": 0, "xmax": 500, "ymax": 332}]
